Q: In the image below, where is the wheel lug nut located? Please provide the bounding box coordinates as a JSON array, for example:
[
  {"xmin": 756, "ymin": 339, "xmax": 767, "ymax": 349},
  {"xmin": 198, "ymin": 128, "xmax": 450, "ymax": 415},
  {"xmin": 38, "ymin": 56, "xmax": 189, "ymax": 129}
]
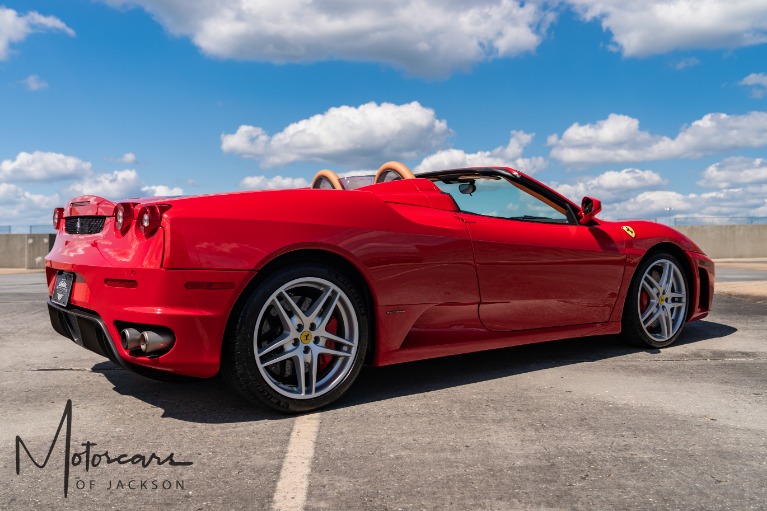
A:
[
  {"xmin": 297, "ymin": 324, "xmax": 304, "ymax": 332},
  {"xmin": 309, "ymin": 323, "xmax": 316, "ymax": 331},
  {"xmin": 303, "ymin": 346, "xmax": 310, "ymax": 354}
]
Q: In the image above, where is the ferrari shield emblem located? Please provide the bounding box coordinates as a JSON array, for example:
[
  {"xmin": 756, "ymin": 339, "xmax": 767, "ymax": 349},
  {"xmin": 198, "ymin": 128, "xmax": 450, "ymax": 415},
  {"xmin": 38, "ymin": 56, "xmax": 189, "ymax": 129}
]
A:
[{"xmin": 622, "ymin": 225, "xmax": 636, "ymax": 238}]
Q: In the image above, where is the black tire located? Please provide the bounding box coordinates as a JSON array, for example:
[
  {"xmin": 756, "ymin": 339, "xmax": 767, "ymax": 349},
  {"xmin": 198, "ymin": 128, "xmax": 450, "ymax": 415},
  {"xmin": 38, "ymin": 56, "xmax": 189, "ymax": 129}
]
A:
[
  {"xmin": 221, "ymin": 262, "xmax": 369, "ymax": 413},
  {"xmin": 622, "ymin": 252, "xmax": 689, "ymax": 348}
]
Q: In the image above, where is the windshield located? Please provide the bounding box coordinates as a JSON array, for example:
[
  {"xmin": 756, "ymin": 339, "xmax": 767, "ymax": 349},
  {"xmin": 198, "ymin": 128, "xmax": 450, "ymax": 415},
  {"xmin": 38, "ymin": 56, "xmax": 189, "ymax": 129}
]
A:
[
  {"xmin": 432, "ymin": 175, "xmax": 571, "ymax": 224},
  {"xmin": 339, "ymin": 175, "xmax": 375, "ymax": 189}
]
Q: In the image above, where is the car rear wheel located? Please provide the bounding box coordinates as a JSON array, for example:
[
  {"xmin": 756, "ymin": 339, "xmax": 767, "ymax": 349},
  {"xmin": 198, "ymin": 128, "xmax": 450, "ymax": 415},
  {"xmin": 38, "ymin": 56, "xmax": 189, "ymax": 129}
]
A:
[
  {"xmin": 222, "ymin": 263, "xmax": 369, "ymax": 412},
  {"xmin": 622, "ymin": 252, "xmax": 689, "ymax": 348}
]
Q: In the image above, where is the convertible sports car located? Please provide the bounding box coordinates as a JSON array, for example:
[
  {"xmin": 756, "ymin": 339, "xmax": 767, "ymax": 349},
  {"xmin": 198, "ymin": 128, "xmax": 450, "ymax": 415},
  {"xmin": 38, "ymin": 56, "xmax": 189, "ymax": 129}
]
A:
[{"xmin": 46, "ymin": 162, "xmax": 715, "ymax": 412}]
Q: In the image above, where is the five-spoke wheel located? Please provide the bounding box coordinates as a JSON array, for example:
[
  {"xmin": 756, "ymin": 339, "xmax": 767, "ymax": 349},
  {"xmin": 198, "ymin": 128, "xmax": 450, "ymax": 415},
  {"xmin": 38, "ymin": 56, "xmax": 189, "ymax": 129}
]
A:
[
  {"xmin": 255, "ymin": 277, "xmax": 359, "ymax": 400},
  {"xmin": 623, "ymin": 253, "xmax": 689, "ymax": 348},
  {"xmin": 222, "ymin": 263, "xmax": 368, "ymax": 412}
]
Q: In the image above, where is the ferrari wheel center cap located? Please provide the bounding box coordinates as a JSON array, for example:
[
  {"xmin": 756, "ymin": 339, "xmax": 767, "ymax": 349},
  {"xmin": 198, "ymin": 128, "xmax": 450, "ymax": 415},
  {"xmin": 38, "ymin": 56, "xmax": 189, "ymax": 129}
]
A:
[
  {"xmin": 659, "ymin": 296, "xmax": 666, "ymax": 305},
  {"xmin": 300, "ymin": 331, "xmax": 313, "ymax": 344}
]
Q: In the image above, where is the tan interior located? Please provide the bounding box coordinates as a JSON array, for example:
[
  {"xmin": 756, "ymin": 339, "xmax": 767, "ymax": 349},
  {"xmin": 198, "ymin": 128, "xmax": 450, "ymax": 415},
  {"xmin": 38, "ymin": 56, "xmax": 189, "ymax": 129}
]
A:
[
  {"xmin": 311, "ymin": 162, "xmax": 415, "ymax": 190},
  {"xmin": 311, "ymin": 169, "xmax": 344, "ymax": 190},
  {"xmin": 374, "ymin": 161, "xmax": 415, "ymax": 184}
]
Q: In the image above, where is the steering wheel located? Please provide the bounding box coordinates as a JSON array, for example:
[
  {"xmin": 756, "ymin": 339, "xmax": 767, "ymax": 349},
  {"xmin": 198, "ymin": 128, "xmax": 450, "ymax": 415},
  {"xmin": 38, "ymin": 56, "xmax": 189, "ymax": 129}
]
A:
[{"xmin": 374, "ymin": 161, "xmax": 415, "ymax": 184}]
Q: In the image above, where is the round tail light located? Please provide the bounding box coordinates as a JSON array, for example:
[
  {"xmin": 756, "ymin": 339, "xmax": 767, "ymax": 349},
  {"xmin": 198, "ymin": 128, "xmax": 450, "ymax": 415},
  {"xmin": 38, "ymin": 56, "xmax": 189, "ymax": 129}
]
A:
[
  {"xmin": 114, "ymin": 203, "xmax": 135, "ymax": 235},
  {"xmin": 52, "ymin": 208, "xmax": 64, "ymax": 229},
  {"xmin": 138, "ymin": 205, "xmax": 162, "ymax": 237}
]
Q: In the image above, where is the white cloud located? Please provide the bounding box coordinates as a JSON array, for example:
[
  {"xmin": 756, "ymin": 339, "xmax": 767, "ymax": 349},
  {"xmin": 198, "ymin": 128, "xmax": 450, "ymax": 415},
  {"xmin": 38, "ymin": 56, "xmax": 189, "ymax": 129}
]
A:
[
  {"xmin": 338, "ymin": 170, "xmax": 376, "ymax": 178},
  {"xmin": 605, "ymin": 190, "xmax": 700, "ymax": 221},
  {"xmin": 548, "ymin": 111, "xmax": 767, "ymax": 165},
  {"xmin": 222, "ymin": 101, "xmax": 450, "ymax": 168},
  {"xmin": 674, "ymin": 57, "xmax": 699, "ymax": 70},
  {"xmin": 141, "ymin": 184, "xmax": 183, "ymax": 196},
  {"xmin": 65, "ymin": 169, "xmax": 183, "ymax": 199},
  {"xmin": 66, "ymin": 169, "xmax": 143, "ymax": 198},
  {"xmin": 239, "ymin": 175, "xmax": 309, "ymax": 190},
  {"xmin": 740, "ymin": 73, "xmax": 767, "ymax": 98},
  {"xmin": 0, "ymin": 151, "xmax": 92, "ymax": 182},
  {"xmin": 566, "ymin": 0, "xmax": 767, "ymax": 57},
  {"xmin": 0, "ymin": 153, "xmax": 181, "ymax": 227},
  {"xmin": 551, "ymin": 168, "xmax": 666, "ymax": 202},
  {"xmin": 0, "ymin": 183, "xmax": 60, "ymax": 226},
  {"xmin": 120, "ymin": 152, "xmax": 138, "ymax": 164},
  {"xmin": 414, "ymin": 131, "xmax": 547, "ymax": 174},
  {"xmin": 546, "ymin": 163, "xmax": 767, "ymax": 221},
  {"xmin": 98, "ymin": 0, "xmax": 550, "ymax": 77},
  {"xmin": 0, "ymin": 6, "xmax": 74, "ymax": 60},
  {"xmin": 613, "ymin": 187, "xmax": 767, "ymax": 221},
  {"xmin": 752, "ymin": 206, "xmax": 767, "ymax": 217},
  {"xmin": 699, "ymin": 156, "xmax": 767, "ymax": 189},
  {"xmin": 21, "ymin": 74, "xmax": 48, "ymax": 91}
]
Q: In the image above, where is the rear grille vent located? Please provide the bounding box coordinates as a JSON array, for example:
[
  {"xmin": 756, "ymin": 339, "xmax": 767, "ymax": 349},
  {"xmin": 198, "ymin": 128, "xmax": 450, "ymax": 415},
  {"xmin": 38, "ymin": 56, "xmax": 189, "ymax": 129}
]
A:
[{"xmin": 65, "ymin": 216, "xmax": 106, "ymax": 235}]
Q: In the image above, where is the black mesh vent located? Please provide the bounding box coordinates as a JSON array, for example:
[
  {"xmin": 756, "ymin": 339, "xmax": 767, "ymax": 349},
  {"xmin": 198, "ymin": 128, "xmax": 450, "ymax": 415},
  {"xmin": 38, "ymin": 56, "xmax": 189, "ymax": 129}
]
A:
[{"xmin": 65, "ymin": 216, "xmax": 105, "ymax": 235}]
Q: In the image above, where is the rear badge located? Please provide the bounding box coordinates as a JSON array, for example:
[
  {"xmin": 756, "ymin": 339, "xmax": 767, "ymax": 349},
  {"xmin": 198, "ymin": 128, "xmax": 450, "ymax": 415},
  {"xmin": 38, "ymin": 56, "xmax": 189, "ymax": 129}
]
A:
[{"xmin": 622, "ymin": 225, "xmax": 636, "ymax": 238}]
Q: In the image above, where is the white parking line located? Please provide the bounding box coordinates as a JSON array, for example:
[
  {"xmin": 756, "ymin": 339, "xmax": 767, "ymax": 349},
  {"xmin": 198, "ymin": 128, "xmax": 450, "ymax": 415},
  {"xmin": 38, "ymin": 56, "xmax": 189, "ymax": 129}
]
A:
[{"xmin": 271, "ymin": 414, "xmax": 321, "ymax": 511}]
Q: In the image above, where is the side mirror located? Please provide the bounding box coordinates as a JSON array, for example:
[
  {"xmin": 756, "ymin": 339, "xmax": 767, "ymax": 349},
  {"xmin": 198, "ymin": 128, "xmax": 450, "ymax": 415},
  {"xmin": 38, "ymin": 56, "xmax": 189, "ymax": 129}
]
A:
[{"xmin": 579, "ymin": 196, "xmax": 602, "ymax": 225}]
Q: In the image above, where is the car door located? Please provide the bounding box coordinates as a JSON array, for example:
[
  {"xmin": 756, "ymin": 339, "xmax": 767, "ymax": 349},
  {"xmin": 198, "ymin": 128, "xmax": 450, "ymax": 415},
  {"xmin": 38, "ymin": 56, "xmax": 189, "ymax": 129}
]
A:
[{"xmin": 435, "ymin": 173, "xmax": 626, "ymax": 332}]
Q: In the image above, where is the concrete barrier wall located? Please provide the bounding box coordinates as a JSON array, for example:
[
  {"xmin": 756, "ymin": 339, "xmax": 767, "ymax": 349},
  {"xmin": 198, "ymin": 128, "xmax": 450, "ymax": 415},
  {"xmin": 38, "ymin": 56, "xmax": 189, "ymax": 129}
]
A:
[
  {"xmin": 0, "ymin": 226, "xmax": 763, "ymax": 267},
  {"xmin": 0, "ymin": 234, "xmax": 56, "ymax": 269},
  {"xmin": 674, "ymin": 225, "xmax": 767, "ymax": 259}
]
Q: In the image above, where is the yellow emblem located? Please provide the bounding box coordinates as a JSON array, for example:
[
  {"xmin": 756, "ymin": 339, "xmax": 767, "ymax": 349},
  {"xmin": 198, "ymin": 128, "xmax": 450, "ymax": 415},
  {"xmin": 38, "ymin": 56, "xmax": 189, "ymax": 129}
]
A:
[
  {"xmin": 621, "ymin": 226, "xmax": 636, "ymax": 238},
  {"xmin": 659, "ymin": 296, "xmax": 666, "ymax": 305},
  {"xmin": 300, "ymin": 331, "xmax": 313, "ymax": 344}
]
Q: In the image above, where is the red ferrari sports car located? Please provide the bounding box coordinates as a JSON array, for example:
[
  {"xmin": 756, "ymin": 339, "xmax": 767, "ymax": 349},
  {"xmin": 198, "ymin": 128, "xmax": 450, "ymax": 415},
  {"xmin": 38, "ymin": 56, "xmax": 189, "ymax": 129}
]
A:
[{"xmin": 46, "ymin": 162, "xmax": 715, "ymax": 412}]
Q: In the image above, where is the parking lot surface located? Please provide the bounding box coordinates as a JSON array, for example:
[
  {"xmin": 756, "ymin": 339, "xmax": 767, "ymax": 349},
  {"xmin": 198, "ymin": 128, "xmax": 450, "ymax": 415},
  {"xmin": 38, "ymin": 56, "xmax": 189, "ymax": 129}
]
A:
[{"xmin": 1, "ymin": 268, "xmax": 766, "ymax": 510}]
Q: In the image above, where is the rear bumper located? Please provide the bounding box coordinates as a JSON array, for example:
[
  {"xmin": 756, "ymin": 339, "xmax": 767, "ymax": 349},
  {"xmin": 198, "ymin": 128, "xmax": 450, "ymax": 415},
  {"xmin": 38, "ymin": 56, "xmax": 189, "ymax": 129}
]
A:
[
  {"xmin": 45, "ymin": 262, "xmax": 255, "ymax": 378},
  {"xmin": 48, "ymin": 299, "xmax": 122, "ymax": 364}
]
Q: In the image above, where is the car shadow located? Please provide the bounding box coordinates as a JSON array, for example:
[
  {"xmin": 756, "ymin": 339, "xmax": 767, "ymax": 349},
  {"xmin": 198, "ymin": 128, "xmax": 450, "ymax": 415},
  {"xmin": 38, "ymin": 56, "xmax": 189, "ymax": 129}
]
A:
[
  {"xmin": 339, "ymin": 319, "xmax": 736, "ymax": 409},
  {"xmin": 90, "ymin": 361, "xmax": 285, "ymax": 422},
  {"xmin": 91, "ymin": 319, "xmax": 736, "ymax": 424}
]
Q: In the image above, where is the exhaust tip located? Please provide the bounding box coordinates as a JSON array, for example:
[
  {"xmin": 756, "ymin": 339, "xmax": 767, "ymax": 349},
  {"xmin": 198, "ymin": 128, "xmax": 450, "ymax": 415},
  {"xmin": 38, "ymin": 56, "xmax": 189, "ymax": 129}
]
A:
[
  {"xmin": 139, "ymin": 330, "xmax": 175, "ymax": 354},
  {"xmin": 120, "ymin": 328, "xmax": 141, "ymax": 350}
]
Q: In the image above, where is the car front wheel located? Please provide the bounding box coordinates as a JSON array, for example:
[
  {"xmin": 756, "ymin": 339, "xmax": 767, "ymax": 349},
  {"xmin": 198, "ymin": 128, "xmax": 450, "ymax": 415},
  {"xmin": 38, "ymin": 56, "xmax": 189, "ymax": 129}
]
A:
[{"xmin": 622, "ymin": 253, "xmax": 689, "ymax": 348}]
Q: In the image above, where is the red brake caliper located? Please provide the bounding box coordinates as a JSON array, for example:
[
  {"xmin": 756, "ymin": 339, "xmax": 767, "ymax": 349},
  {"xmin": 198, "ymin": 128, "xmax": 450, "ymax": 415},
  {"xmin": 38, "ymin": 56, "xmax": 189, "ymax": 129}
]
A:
[
  {"xmin": 317, "ymin": 317, "xmax": 337, "ymax": 372},
  {"xmin": 640, "ymin": 289, "xmax": 650, "ymax": 313}
]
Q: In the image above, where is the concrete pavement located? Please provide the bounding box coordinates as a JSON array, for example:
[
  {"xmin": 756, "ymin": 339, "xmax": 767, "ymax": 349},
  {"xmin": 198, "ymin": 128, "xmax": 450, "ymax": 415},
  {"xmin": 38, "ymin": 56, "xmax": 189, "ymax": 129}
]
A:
[
  {"xmin": 714, "ymin": 259, "xmax": 767, "ymax": 303},
  {"xmin": 1, "ymin": 266, "xmax": 766, "ymax": 510}
]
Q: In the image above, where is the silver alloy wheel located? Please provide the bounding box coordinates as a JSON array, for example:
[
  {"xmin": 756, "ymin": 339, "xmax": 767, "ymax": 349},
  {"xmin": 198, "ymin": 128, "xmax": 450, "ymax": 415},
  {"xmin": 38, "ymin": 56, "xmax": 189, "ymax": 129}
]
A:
[
  {"xmin": 637, "ymin": 258, "xmax": 687, "ymax": 342},
  {"xmin": 253, "ymin": 277, "xmax": 359, "ymax": 400}
]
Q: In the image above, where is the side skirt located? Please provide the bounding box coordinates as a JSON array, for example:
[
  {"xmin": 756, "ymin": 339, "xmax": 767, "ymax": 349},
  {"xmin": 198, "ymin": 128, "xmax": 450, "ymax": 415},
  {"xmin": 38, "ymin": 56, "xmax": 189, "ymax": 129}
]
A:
[{"xmin": 376, "ymin": 321, "xmax": 623, "ymax": 366}]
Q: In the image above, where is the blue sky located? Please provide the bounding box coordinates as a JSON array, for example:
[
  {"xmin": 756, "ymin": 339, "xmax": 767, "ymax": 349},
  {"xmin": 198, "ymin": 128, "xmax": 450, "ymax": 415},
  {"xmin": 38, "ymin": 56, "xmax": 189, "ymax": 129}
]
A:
[{"xmin": 1, "ymin": 0, "xmax": 767, "ymax": 229}]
